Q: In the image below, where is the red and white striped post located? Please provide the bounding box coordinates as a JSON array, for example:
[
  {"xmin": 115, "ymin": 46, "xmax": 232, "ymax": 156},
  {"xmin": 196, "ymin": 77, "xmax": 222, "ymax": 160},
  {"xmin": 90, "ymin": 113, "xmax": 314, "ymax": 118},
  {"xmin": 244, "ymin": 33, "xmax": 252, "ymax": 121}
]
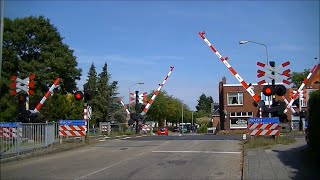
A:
[
  {"xmin": 34, "ymin": 78, "xmax": 60, "ymax": 113},
  {"xmin": 284, "ymin": 64, "xmax": 318, "ymax": 113},
  {"xmin": 198, "ymin": 32, "xmax": 260, "ymax": 103},
  {"xmin": 140, "ymin": 66, "xmax": 175, "ymax": 116},
  {"xmin": 83, "ymin": 103, "xmax": 88, "ymax": 140},
  {"xmin": 118, "ymin": 97, "xmax": 131, "ymax": 123}
]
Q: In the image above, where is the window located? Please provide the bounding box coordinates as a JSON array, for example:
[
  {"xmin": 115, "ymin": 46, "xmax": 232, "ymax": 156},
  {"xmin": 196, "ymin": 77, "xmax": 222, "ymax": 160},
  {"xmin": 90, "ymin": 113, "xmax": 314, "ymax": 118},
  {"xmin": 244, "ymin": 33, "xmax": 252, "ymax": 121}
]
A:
[
  {"xmin": 227, "ymin": 92, "xmax": 243, "ymax": 105},
  {"xmin": 260, "ymin": 93, "xmax": 272, "ymax": 106},
  {"xmin": 230, "ymin": 112, "xmax": 253, "ymax": 117}
]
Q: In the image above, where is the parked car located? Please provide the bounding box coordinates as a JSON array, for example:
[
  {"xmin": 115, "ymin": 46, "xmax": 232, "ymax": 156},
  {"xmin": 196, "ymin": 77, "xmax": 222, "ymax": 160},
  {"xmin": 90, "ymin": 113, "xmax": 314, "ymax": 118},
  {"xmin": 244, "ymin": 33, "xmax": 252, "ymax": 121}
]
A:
[
  {"xmin": 157, "ymin": 127, "xmax": 168, "ymax": 136},
  {"xmin": 172, "ymin": 126, "xmax": 180, "ymax": 132}
]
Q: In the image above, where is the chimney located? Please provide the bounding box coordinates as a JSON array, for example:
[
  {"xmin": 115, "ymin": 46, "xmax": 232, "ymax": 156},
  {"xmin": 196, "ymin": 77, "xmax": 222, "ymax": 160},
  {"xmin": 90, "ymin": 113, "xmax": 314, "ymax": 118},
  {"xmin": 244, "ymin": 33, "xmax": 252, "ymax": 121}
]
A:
[{"xmin": 222, "ymin": 77, "xmax": 226, "ymax": 84}]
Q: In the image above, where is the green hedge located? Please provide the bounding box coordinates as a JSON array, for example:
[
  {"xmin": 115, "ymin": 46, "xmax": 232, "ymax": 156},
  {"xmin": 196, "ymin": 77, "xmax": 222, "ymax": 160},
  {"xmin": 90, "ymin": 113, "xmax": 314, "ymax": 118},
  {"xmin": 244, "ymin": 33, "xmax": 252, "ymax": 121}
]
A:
[
  {"xmin": 197, "ymin": 125, "xmax": 208, "ymax": 133},
  {"xmin": 308, "ymin": 89, "xmax": 320, "ymax": 150}
]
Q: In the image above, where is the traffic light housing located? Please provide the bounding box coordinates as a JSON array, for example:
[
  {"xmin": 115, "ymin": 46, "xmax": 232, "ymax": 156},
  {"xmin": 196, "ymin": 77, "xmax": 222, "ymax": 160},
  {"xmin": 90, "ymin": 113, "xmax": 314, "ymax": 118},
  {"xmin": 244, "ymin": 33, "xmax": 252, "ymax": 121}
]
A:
[
  {"xmin": 17, "ymin": 94, "xmax": 28, "ymax": 122},
  {"xmin": 262, "ymin": 85, "xmax": 275, "ymax": 96},
  {"xmin": 262, "ymin": 85, "xmax": 286, "ymax": 96},
  {"xmin": 74, "ymin": 91, "xmax": 84, "ymax": 101},
  {"xmin": 84, "ymin": 91, "xmax": 92, "ymax": 102}
]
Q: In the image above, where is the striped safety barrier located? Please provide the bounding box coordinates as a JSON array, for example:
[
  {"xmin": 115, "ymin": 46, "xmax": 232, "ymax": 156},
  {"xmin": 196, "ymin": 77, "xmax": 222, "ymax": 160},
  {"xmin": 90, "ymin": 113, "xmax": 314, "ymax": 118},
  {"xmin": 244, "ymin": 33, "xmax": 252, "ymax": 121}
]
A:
[
  {"xmin": 59, "ymin": 120, "xmax": 87, "ymax": 137},
  {"xmin": 0, "ymin": 127, "xmax": 22, "ymax": 138},
  {"xmin": 34, "ymin": 78, "xmax": 61, "ymax": 113},
  {"xmin": 284, "ymin": 64, "xmax": 318, "ymax": 113},
  {"xmin": 248, "ymin": 123, "xmax": 280, "ymax": 136},
  {"xmin": 140, "ymin": 66, "xmax": 174, "ymax": 116},
  {"xmin": 59, "ymin": 125, "xmax": 86, "ymax": 136},
  {"xmin": 198, "ymin": 32, "xmax": 260, "ymax": 103}
]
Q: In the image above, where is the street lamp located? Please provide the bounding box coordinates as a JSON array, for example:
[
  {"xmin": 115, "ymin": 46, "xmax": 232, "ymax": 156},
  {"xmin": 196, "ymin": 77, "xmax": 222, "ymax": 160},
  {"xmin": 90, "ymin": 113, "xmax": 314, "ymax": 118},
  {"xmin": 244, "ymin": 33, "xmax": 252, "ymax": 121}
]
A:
[
  {"xmin": 128, "ymin": 82, "xmax": 144, "ymax": 111},
  {"xmin": 239, "ymin": 40, "xmax": 269, "ymax": 65},
  {"xmin": 240, "ymin": 40, "xmax": 271, "ymax": 117}
]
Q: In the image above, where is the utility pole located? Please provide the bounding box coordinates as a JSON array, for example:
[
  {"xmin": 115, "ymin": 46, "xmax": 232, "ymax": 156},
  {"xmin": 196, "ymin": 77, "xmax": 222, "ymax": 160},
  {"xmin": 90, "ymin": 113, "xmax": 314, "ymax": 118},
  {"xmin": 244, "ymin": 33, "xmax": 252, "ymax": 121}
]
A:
[
  {"xmin": 135, "ymin": 90, "xmax": 139, "ymax": 134},
  {"xmin": 191, "ymin": 111, "xmax": 194, "ymax": 133},
  {"xmin": 269, "ymin": 61, "xmax": 276, "ymax": 118},
  {"xmin": 0, "ymin": 0, "xmax": 4, "ymax": 82},
  {"xmin": 181, "ymin": 104, "xmax": 183, "ymax": 134}
]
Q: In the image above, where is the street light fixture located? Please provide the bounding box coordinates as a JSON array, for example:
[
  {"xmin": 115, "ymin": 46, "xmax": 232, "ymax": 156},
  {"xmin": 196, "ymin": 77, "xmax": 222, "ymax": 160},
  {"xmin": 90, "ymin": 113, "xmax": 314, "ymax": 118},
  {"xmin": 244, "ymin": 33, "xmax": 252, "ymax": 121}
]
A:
[
  {"xmin": 239, "ymin": 40, "xmax": 269, "ymax": 65},
  {"xmin": 240, "ymin": 40, "xmax": 271, "ymax": 117},
  {"xmin": 128, "ymin": 82, "xmax": 144, "ymax": 111}
]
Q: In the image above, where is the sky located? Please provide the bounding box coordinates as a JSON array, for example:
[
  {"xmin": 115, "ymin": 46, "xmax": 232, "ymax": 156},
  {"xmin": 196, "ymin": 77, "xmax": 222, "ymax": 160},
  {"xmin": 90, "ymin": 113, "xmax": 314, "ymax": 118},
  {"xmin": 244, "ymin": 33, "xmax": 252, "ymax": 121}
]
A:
[{"xmin": 4, "ymin": 0, "xmax": 320, "ymax": 110}]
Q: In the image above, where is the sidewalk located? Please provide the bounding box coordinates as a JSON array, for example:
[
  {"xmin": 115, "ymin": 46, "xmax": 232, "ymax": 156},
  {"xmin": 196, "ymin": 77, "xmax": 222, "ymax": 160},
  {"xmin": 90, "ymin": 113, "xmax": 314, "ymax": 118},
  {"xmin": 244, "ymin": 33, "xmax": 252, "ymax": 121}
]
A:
[{"xmin": 243, "ymin": 137, "xmax": 318, "ymax": 180}]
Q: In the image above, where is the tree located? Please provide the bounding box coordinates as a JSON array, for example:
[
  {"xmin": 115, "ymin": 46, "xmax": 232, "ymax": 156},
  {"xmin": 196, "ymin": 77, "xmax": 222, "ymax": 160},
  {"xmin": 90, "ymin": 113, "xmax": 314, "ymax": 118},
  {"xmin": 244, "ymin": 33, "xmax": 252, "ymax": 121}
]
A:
[
  {"xmin": 92, "ymin": 63, "xmax": 122, "ymax": 123},
  {"xmin": 290, "ymin": 69, "xmax": 310, "ymax": 88},
  {"xmin": 1, "ymin": 16, "xmax": 81, "ymax": 121},
  {"xmin": 84, "ymin": 63, "xmax": 98, "ymax": 104},
  {"xmin": 146, "ymin": 90, "xmax": 192, "ymax": 126},
  {"xmin": 195, "ymin": 93, "xmax": 213, "ymax": 116}
]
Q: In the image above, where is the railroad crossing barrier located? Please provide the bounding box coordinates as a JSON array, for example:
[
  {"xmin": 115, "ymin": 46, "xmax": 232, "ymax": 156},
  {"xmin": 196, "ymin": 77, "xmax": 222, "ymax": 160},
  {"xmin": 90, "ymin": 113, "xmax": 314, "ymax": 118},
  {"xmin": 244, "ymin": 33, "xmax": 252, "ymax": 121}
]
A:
[
  {"xmin": 248, "ymin": 117, "xmax": 280, "ymax": 136},
  {"xmin": 59, "ymin": 120, "xmax": 86, "ymax": 143},
  {"xmin": 0, "ymin": 122, "xmax": 59, "ymax": 159}
]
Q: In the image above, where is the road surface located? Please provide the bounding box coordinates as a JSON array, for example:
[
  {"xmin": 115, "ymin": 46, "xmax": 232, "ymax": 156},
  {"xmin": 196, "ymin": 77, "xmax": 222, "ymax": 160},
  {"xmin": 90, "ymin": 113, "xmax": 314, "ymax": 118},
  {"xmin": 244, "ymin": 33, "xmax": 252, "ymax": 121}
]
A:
[{"xmin": 1, "ymin": 134, "xmax": 242, "ymax": 180}]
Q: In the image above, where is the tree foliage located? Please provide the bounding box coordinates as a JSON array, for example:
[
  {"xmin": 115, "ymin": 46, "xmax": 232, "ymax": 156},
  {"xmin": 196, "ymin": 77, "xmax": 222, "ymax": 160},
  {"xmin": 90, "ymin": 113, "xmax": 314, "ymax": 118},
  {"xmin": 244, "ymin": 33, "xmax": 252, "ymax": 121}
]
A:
[
  {"xmin": 145, "ymin": 91, "xmax": 192, "ymax": 126},
  {"xmin": 290, "ymin": 69, "xmax": 310, "ymax": 88},
  {"xmin": 1, "ymin": 16, "xmax": 81, "ymax": 122},
  {"xmin": 195, "ymin": 93, "xmax": 213, "ymax": 117},
  {"xmin": 91, "ymin": 63, "xmax": 123, "ymax": 124},
  {"xmin": 307, "ymin": 89, "xmax": 320, "ymax": 150}
]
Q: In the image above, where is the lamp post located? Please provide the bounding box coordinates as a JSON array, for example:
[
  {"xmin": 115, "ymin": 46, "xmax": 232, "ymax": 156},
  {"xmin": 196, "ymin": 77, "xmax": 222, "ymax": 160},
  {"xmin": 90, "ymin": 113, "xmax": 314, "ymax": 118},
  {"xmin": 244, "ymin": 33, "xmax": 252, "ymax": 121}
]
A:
[
  {"xmin": 240, "ymin": 40, "xmax": 271, "ymax": 117},
  {"xmin": 128, "ymin": 82, "xmax": 144, "ymax": 111},
  {"xmin": 239, "ymin": 40, "xmax": 269, "ymax": 65}
]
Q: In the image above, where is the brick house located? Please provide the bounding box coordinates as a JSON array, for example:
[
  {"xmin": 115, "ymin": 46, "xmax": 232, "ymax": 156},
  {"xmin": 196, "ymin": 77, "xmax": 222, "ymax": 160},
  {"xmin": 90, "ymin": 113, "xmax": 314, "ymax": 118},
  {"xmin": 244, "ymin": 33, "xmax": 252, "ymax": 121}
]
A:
[{"xmin": 218, "ymin": 64, "xmax": 319, "ymax": 130}]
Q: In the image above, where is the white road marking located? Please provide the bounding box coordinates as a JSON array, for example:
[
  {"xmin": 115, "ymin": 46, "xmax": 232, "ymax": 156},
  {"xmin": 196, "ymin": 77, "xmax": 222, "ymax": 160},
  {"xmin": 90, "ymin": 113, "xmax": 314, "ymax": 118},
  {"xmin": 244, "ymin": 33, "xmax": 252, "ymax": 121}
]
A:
[
  {"xmin": 74, "ymin": 141, "xmax": 170, "ymax": 180},
  {"xmin": 73, "ymin": 156, "xmax": 136, "ymax": 180},
  {"xmin": 152, "ymin": 150, "xmax": 241, "ymax": 154}
]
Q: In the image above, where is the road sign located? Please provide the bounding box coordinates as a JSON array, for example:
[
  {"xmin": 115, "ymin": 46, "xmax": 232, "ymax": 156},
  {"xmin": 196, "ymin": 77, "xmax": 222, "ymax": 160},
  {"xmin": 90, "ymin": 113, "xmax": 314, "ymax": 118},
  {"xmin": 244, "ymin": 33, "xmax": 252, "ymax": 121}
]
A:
[
  {"xmin": 248, "ymin": 117, "xmax": 280, "ymax": 124},
  {"xmin": 256, "ymin": 61, "xmax": 291, "ymax": 85},
  {"xmin": 0, "ymin": 122, "xmax": 21, "ymax": 127},
  {"xmin": 87, "ymin": 106, "xmax": 92, "ymax": 120},
  {"xmin": 59, "ymin": 120, "xmax": 85, "ymax": 125}
]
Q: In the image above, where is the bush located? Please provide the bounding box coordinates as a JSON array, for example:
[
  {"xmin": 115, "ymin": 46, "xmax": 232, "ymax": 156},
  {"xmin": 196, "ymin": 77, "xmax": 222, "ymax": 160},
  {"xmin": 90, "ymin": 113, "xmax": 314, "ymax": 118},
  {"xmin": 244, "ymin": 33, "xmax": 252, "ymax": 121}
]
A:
[
  {"xmin": 197, "ymin": 125, "xmax": 208, "ymax": 133},
  {"xmin": 243, "ymin": 136, "xmax": 296, "ymax": 149},
  {"xmin": 153, "ymin": 127, "xmax": 158, "ymax": 133},
  {"xmin": 308, "ymin": 89, "xmax": 320, "ymax": 150}
]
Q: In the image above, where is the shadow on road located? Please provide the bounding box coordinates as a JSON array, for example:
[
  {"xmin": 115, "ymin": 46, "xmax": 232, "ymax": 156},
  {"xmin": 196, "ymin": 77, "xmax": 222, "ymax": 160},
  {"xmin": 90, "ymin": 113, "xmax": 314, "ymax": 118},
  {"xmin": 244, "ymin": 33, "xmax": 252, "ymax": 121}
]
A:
[{"xmin": 274, "ymin": 144, "xmax": 318, "ymax": 179}]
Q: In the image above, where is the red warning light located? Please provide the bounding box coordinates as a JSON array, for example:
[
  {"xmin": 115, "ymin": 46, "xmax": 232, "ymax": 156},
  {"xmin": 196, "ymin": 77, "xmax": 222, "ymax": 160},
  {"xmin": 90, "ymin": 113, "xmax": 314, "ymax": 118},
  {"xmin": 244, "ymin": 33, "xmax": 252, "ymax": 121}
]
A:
[
  {"xmin": 262, "ymin": 85, "xmax": 275, "ymax": 96},
  {"xmin": 74, "ymin": 91, "xmax": 83, "ymax": 101},
  {"xmin": 265, "ymin": 87, "xmax": 272, "ymax": 94}
]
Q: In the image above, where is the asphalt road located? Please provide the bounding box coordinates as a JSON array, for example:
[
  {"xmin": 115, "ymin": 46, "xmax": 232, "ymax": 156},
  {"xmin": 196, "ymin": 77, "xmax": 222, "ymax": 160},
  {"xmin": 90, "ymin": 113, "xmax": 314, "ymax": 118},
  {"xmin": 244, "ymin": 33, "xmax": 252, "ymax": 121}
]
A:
[{"xmin": 1, "ymin": 134, "xmax": 242, "ymax": 180}]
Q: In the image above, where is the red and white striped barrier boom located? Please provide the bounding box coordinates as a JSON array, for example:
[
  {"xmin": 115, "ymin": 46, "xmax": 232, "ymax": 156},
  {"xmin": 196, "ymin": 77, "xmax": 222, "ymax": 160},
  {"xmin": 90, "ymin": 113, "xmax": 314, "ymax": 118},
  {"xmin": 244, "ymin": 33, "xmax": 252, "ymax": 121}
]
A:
[
  {"xmin": 33, "ymin": 78, "xmax": 61, "ymax": 113},
  {"xmin": 198, "ymin": 32, "xmax": 260, "ymax": 102},
  {"xmin": 140, "ymin": 66, "xmax": 174, "ymax": 116},
  {"xmin": 284, "ymin": 64, "xmax": 318, "ymax": 113},
  {"xmin": 118, "ymin": 97, "xmax": 130, "ymax": 115}
]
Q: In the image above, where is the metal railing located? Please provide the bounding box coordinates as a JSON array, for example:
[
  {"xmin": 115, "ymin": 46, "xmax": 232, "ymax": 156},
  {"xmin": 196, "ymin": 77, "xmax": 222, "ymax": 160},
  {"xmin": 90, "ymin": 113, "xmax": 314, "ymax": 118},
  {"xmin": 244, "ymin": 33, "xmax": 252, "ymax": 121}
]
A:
[{"xmin": 0, "ymin": 122, "xmax": 59, "ymax": 159}]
